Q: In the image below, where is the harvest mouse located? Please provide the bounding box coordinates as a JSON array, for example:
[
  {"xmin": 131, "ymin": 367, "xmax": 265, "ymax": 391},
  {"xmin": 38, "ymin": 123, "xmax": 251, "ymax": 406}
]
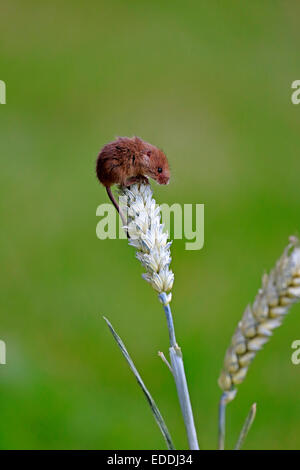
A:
[{"xmin": 96, "ymin": 136, "xmax": 170, "ymax": 223}]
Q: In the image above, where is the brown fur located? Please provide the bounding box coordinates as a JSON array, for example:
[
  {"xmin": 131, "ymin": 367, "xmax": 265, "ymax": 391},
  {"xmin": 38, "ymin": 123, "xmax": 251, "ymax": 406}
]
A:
[{"xmin": 96, "ymin": 136, "xmax": 170, "ymax": 187}]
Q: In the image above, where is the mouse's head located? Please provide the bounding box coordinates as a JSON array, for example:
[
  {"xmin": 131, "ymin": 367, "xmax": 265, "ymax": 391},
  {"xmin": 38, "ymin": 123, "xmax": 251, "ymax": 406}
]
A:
[{"xmin": 141, "ymin": 143, "xmax": 170, "ymax": 185}]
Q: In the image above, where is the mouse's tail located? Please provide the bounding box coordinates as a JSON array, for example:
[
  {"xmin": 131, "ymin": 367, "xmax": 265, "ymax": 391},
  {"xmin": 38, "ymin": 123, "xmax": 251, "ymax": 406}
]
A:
[{"xmin": 106, "ymin": 186, "xmax": 128, "ymax": 237}]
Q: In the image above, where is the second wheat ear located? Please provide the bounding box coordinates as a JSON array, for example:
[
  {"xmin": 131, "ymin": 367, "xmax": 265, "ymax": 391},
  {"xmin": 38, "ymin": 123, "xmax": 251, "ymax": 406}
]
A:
[{"xmin": 218, "ymin": 237, "xmax": 300, "ymax": 449}]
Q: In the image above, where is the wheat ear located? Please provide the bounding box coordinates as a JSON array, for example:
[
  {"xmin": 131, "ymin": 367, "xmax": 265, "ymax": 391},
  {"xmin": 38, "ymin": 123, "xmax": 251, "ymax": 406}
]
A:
[
  {"xmin": 119, "ymin": 183, "xmax": 199, "ymax": 450},
  {"xmin": 218, "ymin": 236, "xmax": 300, "ymax": 449}
]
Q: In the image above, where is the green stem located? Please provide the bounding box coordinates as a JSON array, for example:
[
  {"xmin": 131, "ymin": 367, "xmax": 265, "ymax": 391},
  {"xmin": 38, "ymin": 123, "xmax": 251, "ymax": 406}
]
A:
[
  {"xmin": 159, "ymin": 293, "xmax": 200, "ymax": 450},
  {"xmin": 218, "ymin": 393, "xmax": 227, "ymax": 450}
]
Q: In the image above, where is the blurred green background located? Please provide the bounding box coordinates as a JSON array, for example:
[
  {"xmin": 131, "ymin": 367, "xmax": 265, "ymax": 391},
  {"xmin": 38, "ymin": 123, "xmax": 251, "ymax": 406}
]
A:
[{"xmin": 1, "ymin": 0, "xmax": 300, "ymax": 450}]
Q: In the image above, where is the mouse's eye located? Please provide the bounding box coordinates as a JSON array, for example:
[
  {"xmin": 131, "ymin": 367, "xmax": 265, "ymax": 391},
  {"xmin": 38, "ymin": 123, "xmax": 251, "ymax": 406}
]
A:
[
  {"xmin": 157, "ymin": 167, "xmax": 163, "ymax": 173},
  {"xmin": 147, "ymin": 150, "xmax": 152, "ymax": 157}
]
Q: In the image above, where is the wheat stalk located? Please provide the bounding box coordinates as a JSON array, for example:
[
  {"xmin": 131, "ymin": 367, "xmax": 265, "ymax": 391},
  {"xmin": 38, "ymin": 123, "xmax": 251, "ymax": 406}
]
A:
[
  {"xmin": 218, "ymin": 236, "xmax": 300, "ymax": 449},
  {"xmin": 118, "ymin": 183, "xmax": 199, "ymax": 450}
]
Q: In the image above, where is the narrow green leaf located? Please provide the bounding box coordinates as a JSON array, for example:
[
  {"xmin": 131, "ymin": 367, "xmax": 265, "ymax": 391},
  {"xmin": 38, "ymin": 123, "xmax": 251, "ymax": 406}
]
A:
[
  {"xmin": 103, "ymin": 316, "xmax": 175, "ymax": 450},
  {"xmin": 234, "ymin": 403, "xmax": 257, "ymax": 450}
]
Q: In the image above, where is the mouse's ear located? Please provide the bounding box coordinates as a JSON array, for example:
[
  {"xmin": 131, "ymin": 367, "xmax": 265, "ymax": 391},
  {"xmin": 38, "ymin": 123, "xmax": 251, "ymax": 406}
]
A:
[{"xmin": 141, "ymin": 152, "xmax": 151, "ymax": 166}]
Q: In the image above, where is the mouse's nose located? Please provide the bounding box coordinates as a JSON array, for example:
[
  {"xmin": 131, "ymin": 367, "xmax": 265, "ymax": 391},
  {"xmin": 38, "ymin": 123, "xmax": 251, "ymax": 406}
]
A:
[{"xmin": 159, "ymin": 175, "xmax": 170, "ymax": 185}]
